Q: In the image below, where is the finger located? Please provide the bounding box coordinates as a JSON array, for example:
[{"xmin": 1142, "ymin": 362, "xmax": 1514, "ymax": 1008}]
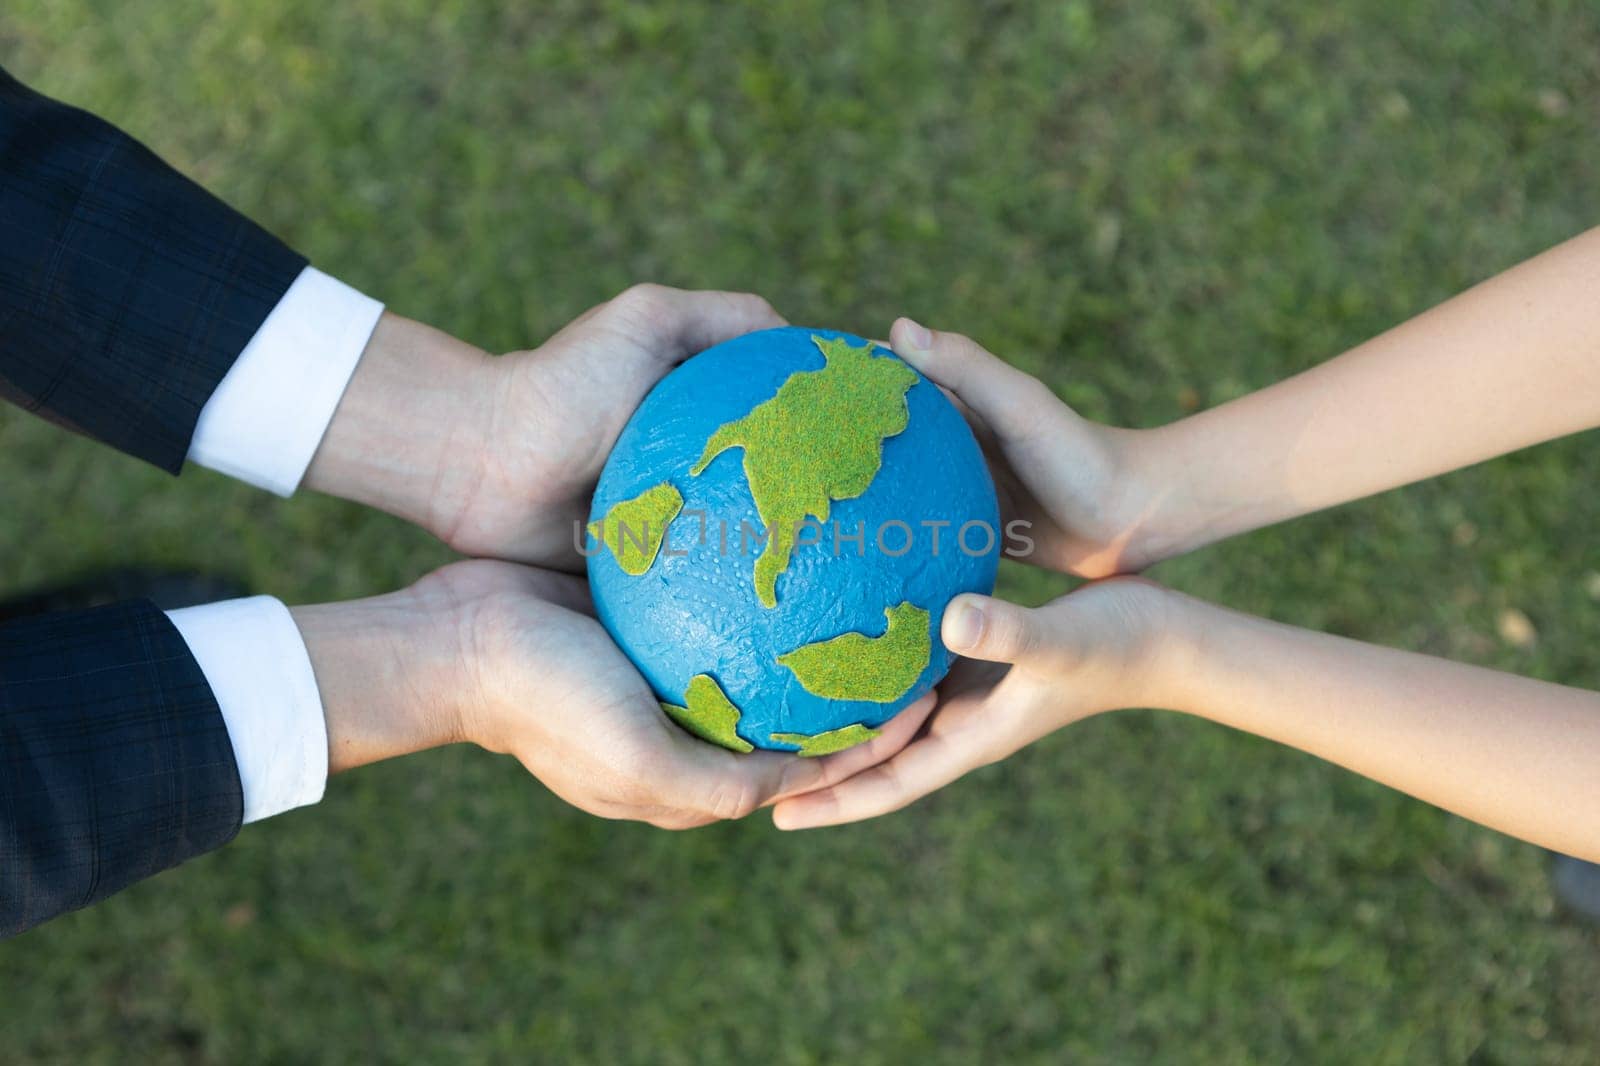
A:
[
  {"xmin": 770, "ymin": 727, "xmax": 983, "ymax": 829},
  {"xmin": 941, "ymin": 593, "xmax": 1047, "ymax": 667},
  {"xmin": 657, "ymin": 731, "xmax": 821, "ymax": 822},
  {"xmin": 889, "ymin": 318, "xmax": 1056, "ymax": 438},
  {"xmin": 812, "ymin": 691, "xmax": 939, "ymax": 781},
  {"xmin": 609, "ymin": 284, "xmax": 788, "ymax": 362},
  {"xmin": 656, "ymin": 688, "xmax": 941, "ymax": 820},
  {"xmin": 762, "ymin": 691, "xmax": 939, "ymax": 806}
]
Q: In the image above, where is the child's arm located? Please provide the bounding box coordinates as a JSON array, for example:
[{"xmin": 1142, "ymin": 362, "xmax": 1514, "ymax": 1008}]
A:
[
  {"xmin": 890, "ymin": 225, "xmax": 1600, "ymax": 574},
  {"xmin": 772, "ymin": 582, "xmax": 1600, "ymax": 861}
]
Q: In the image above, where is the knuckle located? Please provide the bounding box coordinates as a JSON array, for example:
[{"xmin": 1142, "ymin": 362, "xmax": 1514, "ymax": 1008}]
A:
[
  {"xmin": 602, "ymin": 756, "xmax": 662, "ymax": 810},
  {"xmin": 703, "ymin": 778, "xmax": 762, "ymax": 821},
  {"xmin": 932, "ymin": 326, "xmax": 977, "ymax": 353},
  {"xmin": 611, "ymin": 282, "xmax": 673, "ymax": 319},
  {"xmin": 945, "ymin": 331, "xmax": 999, "ymax": 370},
  {"xmin": 605, "ymin": 735, "xmax": 655, "ymax": 780},
  {"xmin": 729, "ymin": 289, "xmax": 773, "ymax": 313},
  {"xmin": 745, "ymin": 293, "xmax": 781, "ymax": 323},
  {"xmin": 776, "ymin": 756, "xmax": 824, "ymax": 797},
  {"xmin": 984, "ymin": 607, "xmax": 1033, "ymax": 661},
  {"xmin": 610, "ymin": 779, "xmax": 657, "ymax": 811}
]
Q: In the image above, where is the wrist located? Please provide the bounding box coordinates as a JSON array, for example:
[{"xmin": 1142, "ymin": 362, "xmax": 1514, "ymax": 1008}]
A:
[
  {"xmin": 1107, "ymin": 412, "xmax": 1241, "ymax": 563},
  {"xmin": 1105, "ymin": 422, "xmax": 1223, "ymax": 570},
  {"xmin": 1131, "ymin": 586, "xmax": 1220, "ymax": 713},
  {"xmin": 302, "ymin": 312, "xmax": 503, "ymax": 541},
  {"xmin": 290, "ymin": 589, "xmax": 466, "ymax": 774}
]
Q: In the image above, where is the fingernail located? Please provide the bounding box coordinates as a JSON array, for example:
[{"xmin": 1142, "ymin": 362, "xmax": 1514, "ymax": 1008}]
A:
[
  {"xmin": 944, "ymin": 598, "xmax": 985, "ymax": 653},
  {"xmin": 900, "ymin": 318, "xmax": 933, "ymax": 351}
]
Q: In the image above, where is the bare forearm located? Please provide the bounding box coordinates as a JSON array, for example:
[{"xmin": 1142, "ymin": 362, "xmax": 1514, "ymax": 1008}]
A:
[
  {"xmin": 1163, "ymin": 596, "xmax": 1600, "ymax": 859},
  {"xmin": 290, "ymin": 590, "xmax": 465, "ymax": 774},
  {"xmin": 302, "ymin": 311, "xmax": 500, "ymax": 538},
  {"xmin": 1129, "ymin": 226, "xmax": 1600, "ymax": 560}
]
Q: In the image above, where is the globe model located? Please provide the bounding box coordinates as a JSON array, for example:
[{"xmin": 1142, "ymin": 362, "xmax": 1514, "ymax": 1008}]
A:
[{"xmin": 586, "ymin": 327, "xmax": 1000, "ymax": 754}]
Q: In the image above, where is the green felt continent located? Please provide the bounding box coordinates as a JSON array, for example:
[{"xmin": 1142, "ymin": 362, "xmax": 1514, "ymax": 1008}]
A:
[
  {"xmin": 660, "ymin": 674, "xmax": 754, "ymax": 753},
  {"xmin": 690, "ymin": 334, "xmax": 917, "ymax": 607},
  {"xmin": 587, "ymin": 481, "xmax": 684, "ymax": 576},
  {"xmin": 769, "ymin": 723, "xmax": 882, "ymax": 756},
  {"xmin": 776, "ymin": 601, "xmax": 931, "ymax": 702}
]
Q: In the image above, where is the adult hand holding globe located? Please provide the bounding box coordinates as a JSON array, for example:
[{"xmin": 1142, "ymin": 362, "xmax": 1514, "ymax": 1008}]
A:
[{"xmin": 587, "ymin": 327, "xmax": 1002, "ymax": 754}]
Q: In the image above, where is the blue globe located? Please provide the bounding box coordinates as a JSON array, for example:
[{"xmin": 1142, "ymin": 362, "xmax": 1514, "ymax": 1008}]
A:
[{"xmin": 586, "ymin": 326, "xmax": 999, "ymax": 754}]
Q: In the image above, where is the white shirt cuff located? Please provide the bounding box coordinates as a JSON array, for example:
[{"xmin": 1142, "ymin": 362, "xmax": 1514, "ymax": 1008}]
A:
[
  {"xmin": 166, "ymin": 597, "xmax": 329, "ymax": 824},
  {"xmin": 186, "ymin": 266, "xmax": 384, "ymax": 497}
]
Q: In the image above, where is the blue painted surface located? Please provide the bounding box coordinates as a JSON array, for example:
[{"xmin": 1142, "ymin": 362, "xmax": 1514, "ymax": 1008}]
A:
[{"xmin": 587, "ymin": 327, "xmax": 1000, "ymax": 750}]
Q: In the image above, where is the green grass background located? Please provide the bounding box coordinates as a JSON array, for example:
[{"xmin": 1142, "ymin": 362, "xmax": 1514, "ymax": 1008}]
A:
[{"xmin": 3, "ymin": 1, "xmax": 1599, "ymax": 1061}]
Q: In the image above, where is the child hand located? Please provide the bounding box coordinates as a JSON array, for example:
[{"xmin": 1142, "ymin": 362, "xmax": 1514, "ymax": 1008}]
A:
[
  {"xmin": 771, "ymin": 577, "xmax": 1186, "ymax": 829},
  {"xmin": 889, "ymin": 318, "xmax": 1168, "ymax": 578}
]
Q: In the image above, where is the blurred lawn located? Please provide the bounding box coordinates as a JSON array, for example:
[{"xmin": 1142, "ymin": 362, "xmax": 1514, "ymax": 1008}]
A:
[{"xmin": 3, "ymin": 1, "xmax": 1600, "ymax": 1061}]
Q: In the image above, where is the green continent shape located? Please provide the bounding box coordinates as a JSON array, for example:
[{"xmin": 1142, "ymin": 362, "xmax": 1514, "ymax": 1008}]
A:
[
  {"xmin": 587, "ymin": 481, "xmax": 684, "ymax": 576},
  {"xmin": 689, "ymin": 334, "xmax": 917, "ymax": 607},
  {"xmin": 777, "ymin": 602, "xmax": 931, "ymax": 702},
  {"xmin": 769, "ymin": 723, "xmax": 882, "ymax": 757},
  {"xmin": 660, "ymin": 674, "xmax": 754, "ymax": 753}
]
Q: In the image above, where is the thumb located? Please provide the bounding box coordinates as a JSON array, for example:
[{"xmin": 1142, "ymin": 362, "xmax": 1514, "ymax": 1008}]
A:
[
  {"xmin": 889, "ymin": 318, "xmax": 1058, "ymax": 437},
  {"xmin": 941, "ymin": 593, "xmax": 1051, "ymax": 666}
]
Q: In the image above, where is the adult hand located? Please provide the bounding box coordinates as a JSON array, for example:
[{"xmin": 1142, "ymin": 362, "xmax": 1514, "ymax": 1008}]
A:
[
  {"xmin": 305, "ymin": 284, "xmax": 786, "ymax": 571},
  {"xmin": 771, "ymin": 577, "xmax": 1184, "ymax": 829},
  {"xmin": 292, "ymin": 559, "xmax": 936, "ymax": 828}
]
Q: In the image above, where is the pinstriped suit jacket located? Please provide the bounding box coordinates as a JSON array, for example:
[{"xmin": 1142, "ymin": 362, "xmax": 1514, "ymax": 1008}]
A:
[{"xmin": 1, "ymin": 66, "xmax": 307, "ymax": 937}]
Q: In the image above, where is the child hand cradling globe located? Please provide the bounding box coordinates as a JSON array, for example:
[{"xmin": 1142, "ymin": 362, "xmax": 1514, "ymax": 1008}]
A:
[{"xmin": 774, "ymin": 254, "xmax": 1600, "ymax": 873}]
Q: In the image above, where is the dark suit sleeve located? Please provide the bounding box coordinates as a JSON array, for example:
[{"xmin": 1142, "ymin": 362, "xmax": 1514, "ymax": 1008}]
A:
[
  {"xmin": 0, "ymin": 65, "xmax": 308, "ymax": 472},
  {"xmin": 0, "ymin": 601, "xmax": 243, "ymax": 938}
]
